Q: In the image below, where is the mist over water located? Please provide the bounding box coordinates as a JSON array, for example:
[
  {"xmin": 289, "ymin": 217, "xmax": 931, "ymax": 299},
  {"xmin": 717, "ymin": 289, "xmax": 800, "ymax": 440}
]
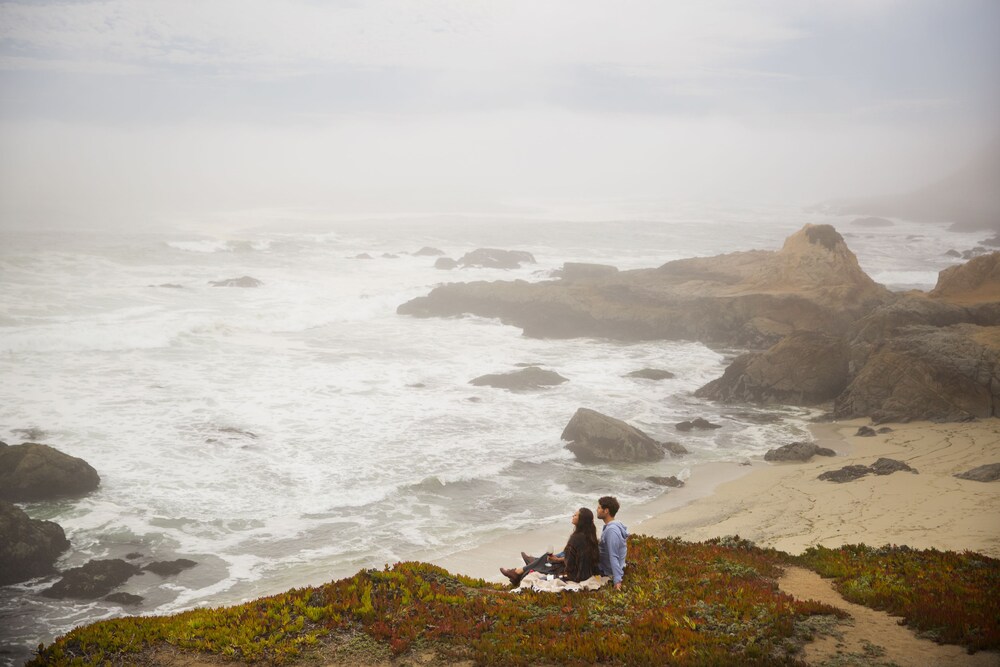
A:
[{"xmin": 0, "ymin": 208, "xmax": 984, "ymax": 664}]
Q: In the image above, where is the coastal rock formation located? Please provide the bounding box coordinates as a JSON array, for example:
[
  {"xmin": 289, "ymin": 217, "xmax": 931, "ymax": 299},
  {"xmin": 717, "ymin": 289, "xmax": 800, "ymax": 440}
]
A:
[
  {"xmin": 469, "ymin": 367, "xmax": 568, "ymax": 390},
  {"xmin": 561, "ymin": 408, "xmax": 671, "ymax": 463},
  {"xmin": 105, "ymin": 592, "xmax": 144, "ymax": 605},
  {"xmin": 818, "ymin": 465, "xmax": 873, "ymax": 483},
  {"xmin": 696, "ymin": 331, "xmax": 849, "ymax": 405},
  {"xmin": 929, "ymin": 252, "xmax": 1000, "ymax": 303},
  {"xmin": 763, "ymin": 442, "xmax": 836, "ymax": 462},
  {"xmin": 871, "ymin": 458, "xmax": 917, "ymax": 475},
  {"xmin": 856, "ymin": 426, "xmax": 877, "ymax": 437},
  {"xmin": 414, "ymin": 247, "xmax": 445, "ymax": 256},
  {"xmin": 143, "ymin": 559, "xmax": 197, "ymax": 576},
  {"xmin": 41, "ymin": 559, "xmax": 142, "ymax": 599},
  {"xmin": 675, "ymin": 418, "xmax": 722, "ymax": 431},
  {"xmin": 435, "ymin": 258, "xmax": 458, "ymax": 270},
  {"xmin": 209, "ymin": 276, "xmax": 262, "ymax": 288},
  {"xmin": 458, "ymin": 248, "xmax": 536, "ymax": 269},
  {"xmin": 556, "ymin": 263, "xmax": 619, "ymax": 282},
  {"xmin": 646, "ymin": 476, "xmax": 684, "ymax": 487},
  {"xmin": 0, "ymin": 500, "xmax": 71, "ymax": 585},
  {"xmin": 0, "ymin": 442, "xmax": 100, "ymax": 501},
  {"xmin": 834, "ymin": 323, "xmax": 1000, "ymax": 422},
  {"xmin": 626, "ymin": 368, "xmax": 675, "ymax": 380},
  {"xmin": 954, "ymin": 463, "xmax": 1000, "ymax": 482},
  {"xmin": 398, "ymin": 225, "xmax": 892, "ymax": 347}
]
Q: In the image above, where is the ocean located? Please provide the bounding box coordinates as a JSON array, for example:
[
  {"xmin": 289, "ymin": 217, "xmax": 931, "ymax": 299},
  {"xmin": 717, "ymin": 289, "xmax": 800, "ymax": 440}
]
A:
[{"xmin": 0, "ymin": 208, "xmax": 984, "ymax": 665}]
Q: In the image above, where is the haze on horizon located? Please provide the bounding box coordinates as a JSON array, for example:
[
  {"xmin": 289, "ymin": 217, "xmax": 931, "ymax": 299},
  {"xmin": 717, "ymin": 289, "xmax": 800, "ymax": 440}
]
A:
[{"xmin": 0, "ymin": 0, "xmax": 998, "ymax": 231}]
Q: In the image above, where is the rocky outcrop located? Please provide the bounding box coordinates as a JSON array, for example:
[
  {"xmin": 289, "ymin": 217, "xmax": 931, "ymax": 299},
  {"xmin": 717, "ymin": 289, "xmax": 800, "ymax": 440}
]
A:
[
  {"xmin": 105, "ymin": 592, "xmax": 144, "ymax": 605},
  {"xmin": 856, "ymin": 426, "xmax": 877, "ymax": 437},
  {"xmin": 763, "ymin": 442, "xmax": 836, "ymax": 462},
  {"xmin": 0, "ymin": 442, "xmax": 100, "ymax": 501},
  {"xmin": 626, "ymin": 368, "xmax": 675, "ymax": 380},
  {"xmin": 209, "ymin": 276, "xmax": 262, "ymax": 287},
  {"xmin": 41, "ymin": 559, "xmax": 141, "ymax": 599},
  {"xmin": 871, "ymin": 458, "xmax": 917, "ymax": 475},
  {"xmin": 646, "ymin": 476, "xmax": 684, "ymax": 487},
  {"xmin": 834, "ymin": 324, "xmax": 1000, "ymax": 422},
  {"xmin": 398, "ymin": 225, "xmax": 893, "ymax": 347},
  {"xmin": 696, "ymin": 332, "xmax": 849, "ymax": 405},
  {"xmin": 458, "ymin": 249, "xmax": 536, "ymax": 269},
  {"xmin": 143, "ymin": 559, "xmax": 197, "ymax": 576},
  {"xmin": 0, "ymin": 500, "xmax": 71, "ymax": 585},
  {"xmin": 930, "ymin": 252, "xmax": 1000, "ymax": 304},
  {"xmin": 818, "ymin": 458, "xmax": 915, "ymax": 483},
  {"xmin": 675, "ymin": 418, "xmax": 721, "ymax": 431},
  {"xmin": 435, "ymin": 258, "xmax": 458, "ymax": 270},
  {"xmin": 556, "ymin": 263, "xmax": 619, "ymax": 282},
  {"xmin": 954, "ymin": 463, "xmax": 1000, "ymax": 482},
  {"xmin": 469, "ymin": 367, "xmax": 568, "ymax": 390},
  {"xmin": 561, "ymin": 408, "xmax": 677, "ymax": 463},
  {"xmin": 415, "ymin": 247, "xmax": 445, "ymax": 256}
]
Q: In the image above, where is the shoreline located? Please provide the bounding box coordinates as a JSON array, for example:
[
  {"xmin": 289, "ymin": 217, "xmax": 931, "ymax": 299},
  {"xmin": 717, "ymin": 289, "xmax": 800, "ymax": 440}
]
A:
[{"xmin": 432, "ymin": 418, "xmax": 1000, "ymax": 582}]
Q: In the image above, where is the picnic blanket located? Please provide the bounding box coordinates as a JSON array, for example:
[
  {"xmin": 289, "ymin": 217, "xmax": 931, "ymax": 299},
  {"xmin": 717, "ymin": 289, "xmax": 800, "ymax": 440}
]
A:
[{"xmin": 513, "ymin": 571, "xmax": 607, "ymax": 593}]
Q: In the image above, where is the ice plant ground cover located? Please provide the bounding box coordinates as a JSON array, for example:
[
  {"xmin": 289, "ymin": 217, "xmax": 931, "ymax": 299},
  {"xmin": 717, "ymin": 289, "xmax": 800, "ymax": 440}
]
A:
[{"xmin": 28, "ymin": 536, "xmax": 1000, "ymax": 666}]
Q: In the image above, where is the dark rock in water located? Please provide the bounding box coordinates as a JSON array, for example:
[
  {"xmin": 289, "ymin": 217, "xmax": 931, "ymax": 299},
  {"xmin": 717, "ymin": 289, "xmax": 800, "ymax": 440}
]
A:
[
  {"xmin": 954, "ymin": 463, "xmax": 1000, "ymax": 482},
  {"xmin": 961, "ymin": 246, "xmax": 989, "ymax": 260},
  {"xmin": 415, "ymin": 246, "xmax": 445, "ymax": 256},
  {"xmin": 217, "ymin": 426, "xmax": 257, "ymax": 439},
  {"xmin": 696, "ymin": 331, "xmax": 850, "ymax": 406},
  {"xmin": 152, "ymin": 283, "xmax": 184, "ymax": 289},
  {"xmin": 0, "ymin": 500, "xmax": 71, "ymax": 585},
  {"xmin": 729, "ymin": 412, "xmax": 783, "ymax": 424},
  {"xmin": 818, "ymin": 465, "xmax": 873, "ymax": 483},
  {"xmin": 352, "ymin": 253, "xmax": 373, "ymax": 260},
  {"xmin": 408, "ymin": 383, "xmax": 426, "ymax": 388},
  {"xmin": 459, "ymin": 248, "xmax": 536, "ymax": 269},
  {"xmin": 944, "ymin": 249, "xmax": 962, "ymax": 258},
  {"xmin": 0, "ymin": 442, "xmax": 100, "ymax": 501},
  {"xmin": 41, "ymin": 559, "xmax": 141, "ymax": 599},
  {"xmin": 105, "ymin": 592, "xmax": 144, "ymax": 605},
  {"xmin": 125, "ymin": 552, "xmax": 143, "ymax": 560},
  {"xmin": 434, "ymin": 257, "xmax": 458, "ymax": 270},
  {"xmin": 556, "ymin": 262, "xmax": 619, "ymax": 282},
  {"xmin": 982, "ymin": 234, "xmax": 1000, "ymax": 248},
  {"xmin": 381, "ymin": 253, "xmax": 399, "ymax": 259},
  {"xmin": 466, "ymin": 396, "xmax": 482, "ymax": 403},
  {"xmin": 209, "ymin": 276, "xmax": 263, "ymax": 288},
  {"xmin": 675, "ymin": 418, "xmax": 722, "ymax": 431},
  {"xmin": 855, "ymin": 426, "xmax": 877, "ymax": 437},
  {"xmin": 851, "ymin": 217, "xmax": 894, "ymax": 227},
  {"xmin": 561, "ymin": 408, "xmax": 668, "ymax": 463},
  {"xmin": 764, "ymin": 442, "xmax": 836, "ymax": 462},
  {"xmin": 646, "ymin": 476, "xmax": 684, "ymax": 487},
  {"xmin": 871, "ymin": 458, "xmax": 916, "ymax": 475},
  {"xmin": 626, "ymin": 368, "xmax": 675, "ymax": 381},
  {"xmin": 662, "ymin": 441, "xmax": 689, "ymax": 455},
  {"xmin": 143, "ymin": 559, "xmax": 197, "ymax": 576},
  {"xmin": 470, "ymin": 366, "xmax": 568, "ymax": 390}
]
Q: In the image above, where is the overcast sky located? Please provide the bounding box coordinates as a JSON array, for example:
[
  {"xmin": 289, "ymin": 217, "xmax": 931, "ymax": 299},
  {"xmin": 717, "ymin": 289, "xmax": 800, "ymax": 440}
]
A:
[{"xmin": 1, "ymin": 0, "xmax": 998, "ymax": 229}]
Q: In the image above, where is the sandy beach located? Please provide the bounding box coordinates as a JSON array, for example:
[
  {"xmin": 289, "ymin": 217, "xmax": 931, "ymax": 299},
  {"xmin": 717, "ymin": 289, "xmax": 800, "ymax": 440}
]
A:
[{"xmin": 434, "ymin": 418, "xmax": 1000, "ymax": 582}]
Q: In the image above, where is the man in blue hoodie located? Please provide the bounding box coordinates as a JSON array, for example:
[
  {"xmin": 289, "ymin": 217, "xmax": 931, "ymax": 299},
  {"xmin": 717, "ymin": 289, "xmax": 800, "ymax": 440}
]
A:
[{"xmin": 597, "ymin": 495, "xmax": 627, "ymax": 590}]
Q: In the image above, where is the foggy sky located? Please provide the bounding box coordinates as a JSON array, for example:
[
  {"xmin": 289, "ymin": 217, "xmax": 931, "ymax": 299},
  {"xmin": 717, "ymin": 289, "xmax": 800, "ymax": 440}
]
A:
[{"xmin": 1, "ymin": 0, "xmax": 998, "ymax": 230}]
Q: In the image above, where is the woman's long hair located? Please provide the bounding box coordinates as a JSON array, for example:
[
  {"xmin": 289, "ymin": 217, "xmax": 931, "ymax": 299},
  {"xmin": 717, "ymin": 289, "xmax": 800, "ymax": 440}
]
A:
[{"xmin": 572, "ymin": 507, "xmax": 600, "ymax": 564}]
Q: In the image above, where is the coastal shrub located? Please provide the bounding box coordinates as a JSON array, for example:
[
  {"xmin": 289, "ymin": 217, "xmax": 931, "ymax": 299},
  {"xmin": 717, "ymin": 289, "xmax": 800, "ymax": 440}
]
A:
[
  {"xmin": 29, "ymin": 536, "xmax": 845, "ymax": 666},
  {"xmin": 797, "ymin": 544, "xmax": 1000, "ymax": 651}
]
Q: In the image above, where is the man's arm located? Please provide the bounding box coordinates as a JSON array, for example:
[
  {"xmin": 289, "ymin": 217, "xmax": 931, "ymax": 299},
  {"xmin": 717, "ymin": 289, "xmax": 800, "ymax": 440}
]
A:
[{"xmin": 606, "ymin": 530, "xmax": 626, "ymax": 588}]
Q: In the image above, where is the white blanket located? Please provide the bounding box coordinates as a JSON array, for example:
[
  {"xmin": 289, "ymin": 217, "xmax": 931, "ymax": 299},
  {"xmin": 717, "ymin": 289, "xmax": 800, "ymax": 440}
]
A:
[{"xmin": 513, "ymin": 571, "xmax": 607, "ymax": 593}]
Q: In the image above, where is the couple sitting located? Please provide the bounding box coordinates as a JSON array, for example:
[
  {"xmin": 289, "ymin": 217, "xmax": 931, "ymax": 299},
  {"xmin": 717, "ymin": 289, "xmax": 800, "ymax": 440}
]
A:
[{"xmin": 500, "ymin": 496, "xmax": 628, "ymax": 591}]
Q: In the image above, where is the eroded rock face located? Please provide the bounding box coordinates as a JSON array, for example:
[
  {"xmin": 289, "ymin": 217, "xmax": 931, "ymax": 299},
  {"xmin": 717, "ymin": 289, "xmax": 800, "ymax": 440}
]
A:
[
  {"xmin": 954, "ymin": 463, "xmax": 1000, "ymax": 482},
  {"xmin": 0, "ymin": 500, "xmax": 71, "ymax": 585},
  {"xmin": 0, "ymin": 443, "xmax": 100, "ymax": 502},
  {"xmin": 930, "ymin": 252, "xmax": 1000, "ymax": 303},
  {"xmin": 696, "ymin": 332, "xmax": 849, "ymax": 405},
  {"xmin": 835, "ymin": 324, "xmax": 1000, "ymax": 422},
  {"xmin": 561, "ymin": 408, "xmax": 668, "ymax": 463},
  {"xmin": 469, "ymin": 367, "xmax": 568, "ymax": 390},
  {"xmin": 459, "ymin": 248, "xmax": 536, "ymax": 269},
  {"xmin": 41, "ymin": 559, "xmax": 141, "ymax": 599},
  {"xmin": 763, "ymin": 442, "xmax": 836, "ymax": 462}
]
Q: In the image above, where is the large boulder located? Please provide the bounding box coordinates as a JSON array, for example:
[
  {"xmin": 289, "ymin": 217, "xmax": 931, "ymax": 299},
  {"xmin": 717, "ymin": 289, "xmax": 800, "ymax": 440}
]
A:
[
  {"xmin": 835, "ymin": 324, "xmax": 1000, "ymax": 422},
  {"xmin": 458, "ymin": 249, "xmax": 536, "ymax": 269},
  {"xmin": 398, "ymin": 225, "xmax": 892, "ymax": 347},
  {"xmin": 41, "ymin": 559, "xmax": 141, "ymax": 599},
  {"xmin": 626, "ymin": 368, "xmax": 675, "ymax": 380},
  {"xmin": 930, "ymin": 251, "xmax": 1000, "ymax": 304},
  {"xmin": 763, "ymin": 442, "xmax": 836, "ymax": 462},
  {"xmin": 954, "ymin": 463, "xmax": 1000, "ymax": 482},
  {"xmin": 561, "ymin": 408, "xmax": 669, "ymax": 463},
  {"xmin": 0, "ymin": 500, "xmax": 70, "ymax": 585},
  {"xmin": 0, "ymin": 442, "xmax": 100, "ymax": 501},
  {"xmin": 469, "ymin": 367, "xmax": 568, "ymax": 390},
  {"xmin": 696, "ymin": 331, "xmax": 850, "ymax": 405}
]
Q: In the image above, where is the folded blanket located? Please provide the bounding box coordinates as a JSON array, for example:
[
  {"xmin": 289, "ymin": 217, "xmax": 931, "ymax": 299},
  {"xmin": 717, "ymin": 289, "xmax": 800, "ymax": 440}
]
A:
[{"xmin": 513, "ymin": 571, "xmax": 607, "ymax": 593}]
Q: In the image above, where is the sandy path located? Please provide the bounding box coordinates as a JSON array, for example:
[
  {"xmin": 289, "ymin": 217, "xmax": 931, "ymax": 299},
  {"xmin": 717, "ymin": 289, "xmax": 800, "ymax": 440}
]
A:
[{"xmin": 780, "ymin": 566, "xmax": 1000, "ymax": 667}]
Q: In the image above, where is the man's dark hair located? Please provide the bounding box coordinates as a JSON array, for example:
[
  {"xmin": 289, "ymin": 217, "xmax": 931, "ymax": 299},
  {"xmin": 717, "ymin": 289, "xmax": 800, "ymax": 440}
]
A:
[{"xmin": 598, "ymin": 496, "xmax": 620, "ymax": 517}]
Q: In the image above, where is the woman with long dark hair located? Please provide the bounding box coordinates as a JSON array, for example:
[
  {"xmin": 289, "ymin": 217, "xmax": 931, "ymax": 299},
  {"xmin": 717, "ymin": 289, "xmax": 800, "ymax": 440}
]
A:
[{"xmin": 500, "ymin": 507, "xmax": 600, "ymax": 586}]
